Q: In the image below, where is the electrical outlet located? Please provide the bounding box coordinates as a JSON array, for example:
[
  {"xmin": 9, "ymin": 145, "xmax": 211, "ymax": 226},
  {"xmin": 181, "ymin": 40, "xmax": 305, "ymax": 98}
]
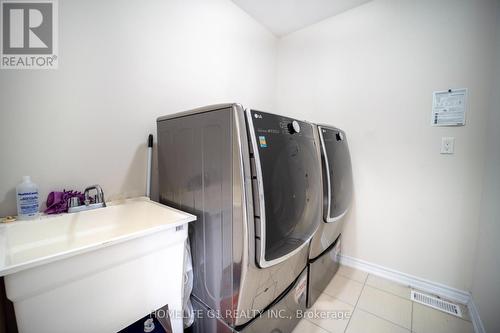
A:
[{"xmin": 441, "ymin": 137, "xmax": 455, "ymax": 154}]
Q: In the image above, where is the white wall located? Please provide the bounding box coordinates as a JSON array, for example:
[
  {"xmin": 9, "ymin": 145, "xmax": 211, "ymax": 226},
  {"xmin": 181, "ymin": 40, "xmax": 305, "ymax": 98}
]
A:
[
  {"xmin": 0, "ymin": 0, "xmax": 277, "ymax": 216},
  {"xmin": 275, "ymin": 0, "xmax": 498, "ymax": 291},
  {"xmin": 470, "ymin": 4, "xmax": 500, "ymax": 332}
]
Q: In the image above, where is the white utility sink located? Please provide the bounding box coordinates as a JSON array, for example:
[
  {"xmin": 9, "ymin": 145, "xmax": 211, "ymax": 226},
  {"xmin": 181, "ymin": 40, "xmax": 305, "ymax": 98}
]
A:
[{"xmin": 0, "ymin": 197, "xmax": 196, "ymax": 333}]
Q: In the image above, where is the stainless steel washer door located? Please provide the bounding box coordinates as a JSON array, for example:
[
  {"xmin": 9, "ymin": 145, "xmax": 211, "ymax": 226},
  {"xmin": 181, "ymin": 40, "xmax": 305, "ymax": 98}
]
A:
[
  {"xmin": 318, "ymin": 126, "xmax": 353, "ymax": 223},
  {"xmin": 247, "ymin": 110, "xmax": 321, "ymax": 268}
]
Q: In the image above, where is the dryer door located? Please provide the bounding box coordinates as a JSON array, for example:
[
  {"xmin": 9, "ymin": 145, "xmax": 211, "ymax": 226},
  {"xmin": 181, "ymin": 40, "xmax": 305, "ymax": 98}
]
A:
[
  {"xmin": 318, "ymin": 126, "xmax": 353, "ymax": 222},
  {"xmin": 247, "ymin": 110, "xmax": 321, "ymax": 268}
]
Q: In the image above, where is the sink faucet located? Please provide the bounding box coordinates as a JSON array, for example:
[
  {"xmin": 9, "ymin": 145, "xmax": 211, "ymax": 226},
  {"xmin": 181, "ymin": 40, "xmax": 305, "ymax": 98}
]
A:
[
  {"xmin": 68, "ymin": 184, "xmax": 106, "ymax": 213},
  {"xmin": 84, "ymin": 185, "xmax": 106, "ymax": 207}
]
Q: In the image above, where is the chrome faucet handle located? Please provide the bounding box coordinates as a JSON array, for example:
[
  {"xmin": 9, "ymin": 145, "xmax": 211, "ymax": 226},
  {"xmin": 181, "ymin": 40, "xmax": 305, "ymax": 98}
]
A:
[
  {"xmin": 84, "ymin": 185, "xmax": 106, "ymax": 207},
  {"xmin": 68, "ymin": 185, "xmax": 106, "ymax": 213},
  {"xmin": 68, "ymin": 196, "xmax": 80, "ymax": 208}
]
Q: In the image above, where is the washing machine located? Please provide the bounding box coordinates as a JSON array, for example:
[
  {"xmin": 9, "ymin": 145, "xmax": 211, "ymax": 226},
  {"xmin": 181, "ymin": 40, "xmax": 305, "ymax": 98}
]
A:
[
  {"xmin": 157, "ymin": 104, "xmax": 321, "ymax": 332},
  {"xmin": 307, "ymin": 124, "xmax": 354, "ymax": 308}
]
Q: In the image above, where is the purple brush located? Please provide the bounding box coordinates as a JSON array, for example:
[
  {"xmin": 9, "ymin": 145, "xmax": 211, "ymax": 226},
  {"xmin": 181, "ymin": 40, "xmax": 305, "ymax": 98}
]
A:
[{"xmin": 45, "ymin": 190, "xmax": 86, "ymax": 214}]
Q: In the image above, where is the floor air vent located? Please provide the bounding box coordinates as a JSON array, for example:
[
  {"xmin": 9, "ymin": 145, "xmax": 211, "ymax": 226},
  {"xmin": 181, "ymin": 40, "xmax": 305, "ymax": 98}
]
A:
[{"xmin": 411, "ymin": 290, "xmax": 462, "ymax": 318}]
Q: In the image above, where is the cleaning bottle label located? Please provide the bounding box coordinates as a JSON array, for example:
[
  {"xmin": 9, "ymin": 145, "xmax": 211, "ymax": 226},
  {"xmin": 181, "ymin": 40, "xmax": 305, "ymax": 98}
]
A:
[{"xmin": 18, "ymin": 191, "xmax": 39, "ymax": 215}]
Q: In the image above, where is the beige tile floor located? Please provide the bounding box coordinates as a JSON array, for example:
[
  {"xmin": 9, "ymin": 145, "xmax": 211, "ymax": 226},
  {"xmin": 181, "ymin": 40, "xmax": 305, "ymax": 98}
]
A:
[{"xmin": 293, "ymin": 266, "xmax": 474, "ymax": 333}]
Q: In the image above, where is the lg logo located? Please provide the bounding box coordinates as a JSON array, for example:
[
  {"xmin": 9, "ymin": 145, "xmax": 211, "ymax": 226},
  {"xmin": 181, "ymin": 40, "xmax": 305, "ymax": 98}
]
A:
[{"xmin": 1, "ymin": 0, "xmax": 58, "ymax": 69}]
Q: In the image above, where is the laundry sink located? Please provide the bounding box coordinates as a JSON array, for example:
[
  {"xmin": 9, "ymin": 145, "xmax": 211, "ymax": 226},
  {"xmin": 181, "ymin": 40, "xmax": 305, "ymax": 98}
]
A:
[{"xmin": 0, "ymin": 197, "xmax": 196, "ymax": 333}]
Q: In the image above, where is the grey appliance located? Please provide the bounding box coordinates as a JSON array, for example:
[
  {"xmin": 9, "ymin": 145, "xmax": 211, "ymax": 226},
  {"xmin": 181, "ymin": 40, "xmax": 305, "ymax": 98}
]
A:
[
  {"xmin": 307, "ymin": 125, "xmax": 354, "ymax": 308},
  {"xmin": 157, "ymin": 104, "xmax": 321, "ymax": 332}
]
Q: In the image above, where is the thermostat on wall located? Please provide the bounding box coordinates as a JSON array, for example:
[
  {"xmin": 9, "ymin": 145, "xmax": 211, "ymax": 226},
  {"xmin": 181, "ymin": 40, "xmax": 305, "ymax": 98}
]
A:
[{"xmin": 431, "ymin": 88, "xmax": 467, "ymax": 126}]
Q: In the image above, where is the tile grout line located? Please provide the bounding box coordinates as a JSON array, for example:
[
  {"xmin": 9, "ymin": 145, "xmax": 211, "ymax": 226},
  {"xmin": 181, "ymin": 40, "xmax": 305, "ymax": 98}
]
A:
[
  {"xmin": 340, "ymin": 267, "xmax": 414, "ymax": 301},
  {"xmin": 321, "ymin": 276, "xmax": 364, "ymax": 304},
  {"xmin": 337, "ymin": 269, "xmax": 368, "ymax": 285},
  {"xmin": 365, "ymin": 273, "xmax": 414, "ymax": 301},
  {"xmin": 365, "ymin": 283, "xmax": 411, "ymax": 302},
  {"xmin": 356, "ymin": 285, "xmax": 470, "ymax": 332},
  {"xmin": 307, "ymin": 293, "xmax": 358, "ymax": 333},
  {"xmin": 338, "ymin": 268, "xmax": 471, "ymax": 332},
  {"xmin": 342, "ymin": 273, "xmax": 368, "ymax": 332},
  {"xmin": 304, "ymin": 318, "xmax": 330, "ymax": 333},
  {"xmin": 368, "ymin": 282, "xmax": 472, "ymax": 324},
  {"xmin": 354, "ymin": 307, "xmax": 412, "ymax": 332},
  {"xmin": 356, "ymin": 275, "xmax": 412, "ymax": 332},
  {"xmin": 340, "ymin": 262, "xmax": 471, "ymax": 307}
]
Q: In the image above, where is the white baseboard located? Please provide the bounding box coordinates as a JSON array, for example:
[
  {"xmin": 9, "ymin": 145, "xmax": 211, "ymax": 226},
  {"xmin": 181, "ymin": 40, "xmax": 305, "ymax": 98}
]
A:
[
  {"xmin": 339, "ymin": 254, "xmax": 487, "ymax": 333},
  {"xmin": 339, "ymin": 254, "xmax": 492, "ymax": 333},
  {"xmin": 468, "ymin": 297, "xmax": 486, "ymax": 333},
  {"xmin": 339, "ymin": 254, "xmax": 471, "ymax": 304}
]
